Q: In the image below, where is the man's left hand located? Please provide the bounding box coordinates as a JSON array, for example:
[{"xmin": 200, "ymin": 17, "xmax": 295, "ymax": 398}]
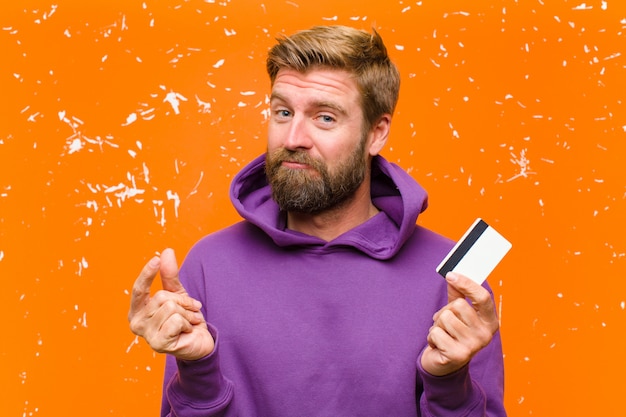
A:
[{"xmin": 421, "ymin": 272, "xmax": 500, "ymax": 376}]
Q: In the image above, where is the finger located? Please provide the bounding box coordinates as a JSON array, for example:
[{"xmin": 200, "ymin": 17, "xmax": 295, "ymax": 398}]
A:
[
  {"xmin": 147, "ymin": 314, "xmax": 194, "ymax": 353},
  {"xmin": 433, "ymin": 308, "xmax": 472, "ymax": 341},
  {"xmin": 435, "ymin": 297, "xmax": 482, "ymax": 325},
  {"xmin": 142, "ymin": 298, "xmax": 199, "ymax": 340},
  {"xmin": 160, "ymin": 248, "xmax": 186, "ymax": 294},
  {"xmin": 446, "ymin": 280, "xmax": 465, "ymax": 304},
  {"xmin": 151, "ymin": 290, "xmax": 203, "ymax": 317},
  {"xmin": 129, "ymin": 255, "xmax": 161, "ymax": 318},
  {"xmin": 446, "ymin": 272, "xmax": 494, "ymax": 317},
  {"xmin": 159, "ymin": 297, "xmax": 204, "ymax": 325},
  {"xmin": 429, "ymin": 311, "xmax": 484, "ymax": 359},
  {"xmin": 427, "ymin": 324, "xmax": 465, "ymax": 359},
  {"xmin": 162, "ymin": 313, "xmax": 194, "ymax": 338},
  {"xmin": 432, "ymin": 294, "xmax": 473, "ymax": 324}
]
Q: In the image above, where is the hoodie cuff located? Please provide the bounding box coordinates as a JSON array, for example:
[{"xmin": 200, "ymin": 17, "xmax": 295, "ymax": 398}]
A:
[
  {"xmin": 166, "ymin": 325, "xmax": 234, "ymax": 416},
  {"xmin": 417, "ymin": 353, "xmax": 486, "ymax": 416}
]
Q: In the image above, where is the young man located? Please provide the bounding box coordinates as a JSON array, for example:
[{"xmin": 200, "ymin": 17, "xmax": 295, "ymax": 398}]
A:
[{"xmin": 129, "ymin": 25, "xmax": 506, "ymax": 416}]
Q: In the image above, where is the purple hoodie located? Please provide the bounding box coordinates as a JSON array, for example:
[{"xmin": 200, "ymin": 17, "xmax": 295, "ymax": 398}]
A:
[{"xmin": 161, "ymin": 155, "xmax": 506, "ymax": 417}]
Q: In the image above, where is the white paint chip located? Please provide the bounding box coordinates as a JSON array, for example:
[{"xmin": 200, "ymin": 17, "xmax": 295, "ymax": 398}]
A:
[
  {"xmin": 68, "ymin": 138, "xmax": 83, "ymax": 154},
  {"xmin": 163, "ymin": 91, "xmax": 187, "ymax": 114}
]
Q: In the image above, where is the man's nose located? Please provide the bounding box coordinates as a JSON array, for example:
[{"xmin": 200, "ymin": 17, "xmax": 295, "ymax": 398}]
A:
[{"xmin": 283, "ymin": 116, "xmax": 313, "ymax": 151}]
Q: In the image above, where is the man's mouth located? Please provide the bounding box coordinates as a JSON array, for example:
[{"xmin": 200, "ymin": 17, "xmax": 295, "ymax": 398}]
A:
[{"xmin": 281, "ymin": 160, "xmax": 311, "ymax": 170}]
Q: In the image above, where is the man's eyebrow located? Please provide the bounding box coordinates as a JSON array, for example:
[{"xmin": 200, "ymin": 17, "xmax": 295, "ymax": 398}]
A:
[
  {"xmin": 269, "ymin": 92, "xmax": 287, "ymax": 103},
  {"xmin": 270, "ymin": 92, "xmax": 347, "ymax": 115},
  {"xmin": 313, "ymin": 100, "xmax": 348, "ymax": 115}
]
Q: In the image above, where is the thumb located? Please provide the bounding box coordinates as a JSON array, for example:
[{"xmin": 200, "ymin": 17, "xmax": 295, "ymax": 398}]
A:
[
  {"xmin": 446, "ymin": 271, "xmax": 496, "ymax": 318},
  {"xmin": 159, "ymin": 248, "xmax": 185, "ymax": 294},
  {"xmin": 446, "ymin": 272, "xmax": 465, "ymax": 304}
]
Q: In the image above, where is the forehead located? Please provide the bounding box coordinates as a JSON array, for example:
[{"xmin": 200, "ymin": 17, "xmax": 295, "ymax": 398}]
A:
[{"xmin": 270, "ymin": 68, "xmax": 360, "ymax": 105}]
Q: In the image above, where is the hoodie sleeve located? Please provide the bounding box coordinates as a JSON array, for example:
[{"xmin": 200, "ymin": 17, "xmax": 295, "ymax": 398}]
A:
[
  {"xmin": 416, "ymin": 329, "xmax": 507, "ymax": 417},
  {"xmin": 158, "ymin": 246, "xmax": 235, "ymax": 416},
  {"xmin": 161, "ymin": 324, "xmax": 235, "ymax": 417}
]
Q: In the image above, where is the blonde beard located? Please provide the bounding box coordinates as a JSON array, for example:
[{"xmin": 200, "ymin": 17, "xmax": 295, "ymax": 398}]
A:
[{"xmin": 265, "ymin": 137, "xmax": 367, "ymax": 214}]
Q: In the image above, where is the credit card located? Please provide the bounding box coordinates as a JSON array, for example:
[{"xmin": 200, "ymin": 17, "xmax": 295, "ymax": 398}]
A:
[{"xmin": 436, "ymin": 218, "xmax": 512, "ymax": 284}]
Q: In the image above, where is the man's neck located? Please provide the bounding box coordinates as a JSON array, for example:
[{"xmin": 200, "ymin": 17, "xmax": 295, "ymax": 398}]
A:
[{"xmin": 286, "ymin": 182, "xmax": 379, "ymax": 242}]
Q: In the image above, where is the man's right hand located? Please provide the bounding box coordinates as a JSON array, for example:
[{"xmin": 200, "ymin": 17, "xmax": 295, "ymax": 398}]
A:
[{"xmin": 128, "ymin": 248, "xmax": 215, "ymax": 361}]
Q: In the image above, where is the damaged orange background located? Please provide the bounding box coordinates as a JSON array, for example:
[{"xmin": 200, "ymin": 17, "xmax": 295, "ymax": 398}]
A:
[{"xmin": 2, "ymin": 0, "xmax": 625, "ymax": 415}]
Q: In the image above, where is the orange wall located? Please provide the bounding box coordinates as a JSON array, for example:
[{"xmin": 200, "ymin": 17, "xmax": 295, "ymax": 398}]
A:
[{"xmin": 2, "ymin": 0, "xmax": 625, "ymax": 415}]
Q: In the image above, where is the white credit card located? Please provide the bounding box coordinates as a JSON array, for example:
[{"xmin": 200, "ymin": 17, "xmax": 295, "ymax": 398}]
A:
[{"xmin": 436, "ymin": 218, "xmax": 512, "ymax": 284}]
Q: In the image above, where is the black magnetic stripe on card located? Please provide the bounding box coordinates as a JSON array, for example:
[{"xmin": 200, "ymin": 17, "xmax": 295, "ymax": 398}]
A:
[{"xmin": 438, "ymin": 219, "xmax": 489, "ymax": 277}]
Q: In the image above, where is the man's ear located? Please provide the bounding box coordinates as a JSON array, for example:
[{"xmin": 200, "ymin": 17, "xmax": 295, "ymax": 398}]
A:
[{"xmin": 367, "ymin": 114, "xmax": 391, "ymax": 156}]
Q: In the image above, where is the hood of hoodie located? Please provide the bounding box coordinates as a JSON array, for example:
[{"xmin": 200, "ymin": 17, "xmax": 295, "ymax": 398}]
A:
[{"xmin": 230, "ymin": 154, "xmax": 428, "ymax": 260}]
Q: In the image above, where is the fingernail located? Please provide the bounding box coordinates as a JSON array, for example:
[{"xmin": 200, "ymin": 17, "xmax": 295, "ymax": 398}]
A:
[
  {"xmin": 148, "ymin": 256, "xmax": 160, "ymax": 268},
  {"xmin": 446, "ymin": 272, "xmax": 459, "ymax": 282}
]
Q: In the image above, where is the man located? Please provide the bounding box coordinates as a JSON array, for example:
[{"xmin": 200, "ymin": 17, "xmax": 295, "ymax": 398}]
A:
[{"xmin": 129, "ymin": 25, "xmax": 506, "ymax": 416}]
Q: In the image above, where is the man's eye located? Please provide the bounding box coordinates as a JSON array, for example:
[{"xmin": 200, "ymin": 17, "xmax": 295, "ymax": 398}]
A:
[
  {"xmin": 273, "ymin": 109, "xmax": 291, "ymax": 118},
  {"xmin": 319, "ymin": 115, "xmax": 335, "ymax": 123}
]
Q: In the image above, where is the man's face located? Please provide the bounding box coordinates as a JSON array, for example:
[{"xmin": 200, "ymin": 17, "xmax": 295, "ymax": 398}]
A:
[{"xmin": 265, "ymin": 68, "xmax": 370, "ymax": 214}]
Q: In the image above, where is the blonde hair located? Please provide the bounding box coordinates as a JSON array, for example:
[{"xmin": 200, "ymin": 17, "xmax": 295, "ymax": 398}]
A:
[{"xmin": 266, "ymin": 25, "xmax": 400, "ymax": 131}]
